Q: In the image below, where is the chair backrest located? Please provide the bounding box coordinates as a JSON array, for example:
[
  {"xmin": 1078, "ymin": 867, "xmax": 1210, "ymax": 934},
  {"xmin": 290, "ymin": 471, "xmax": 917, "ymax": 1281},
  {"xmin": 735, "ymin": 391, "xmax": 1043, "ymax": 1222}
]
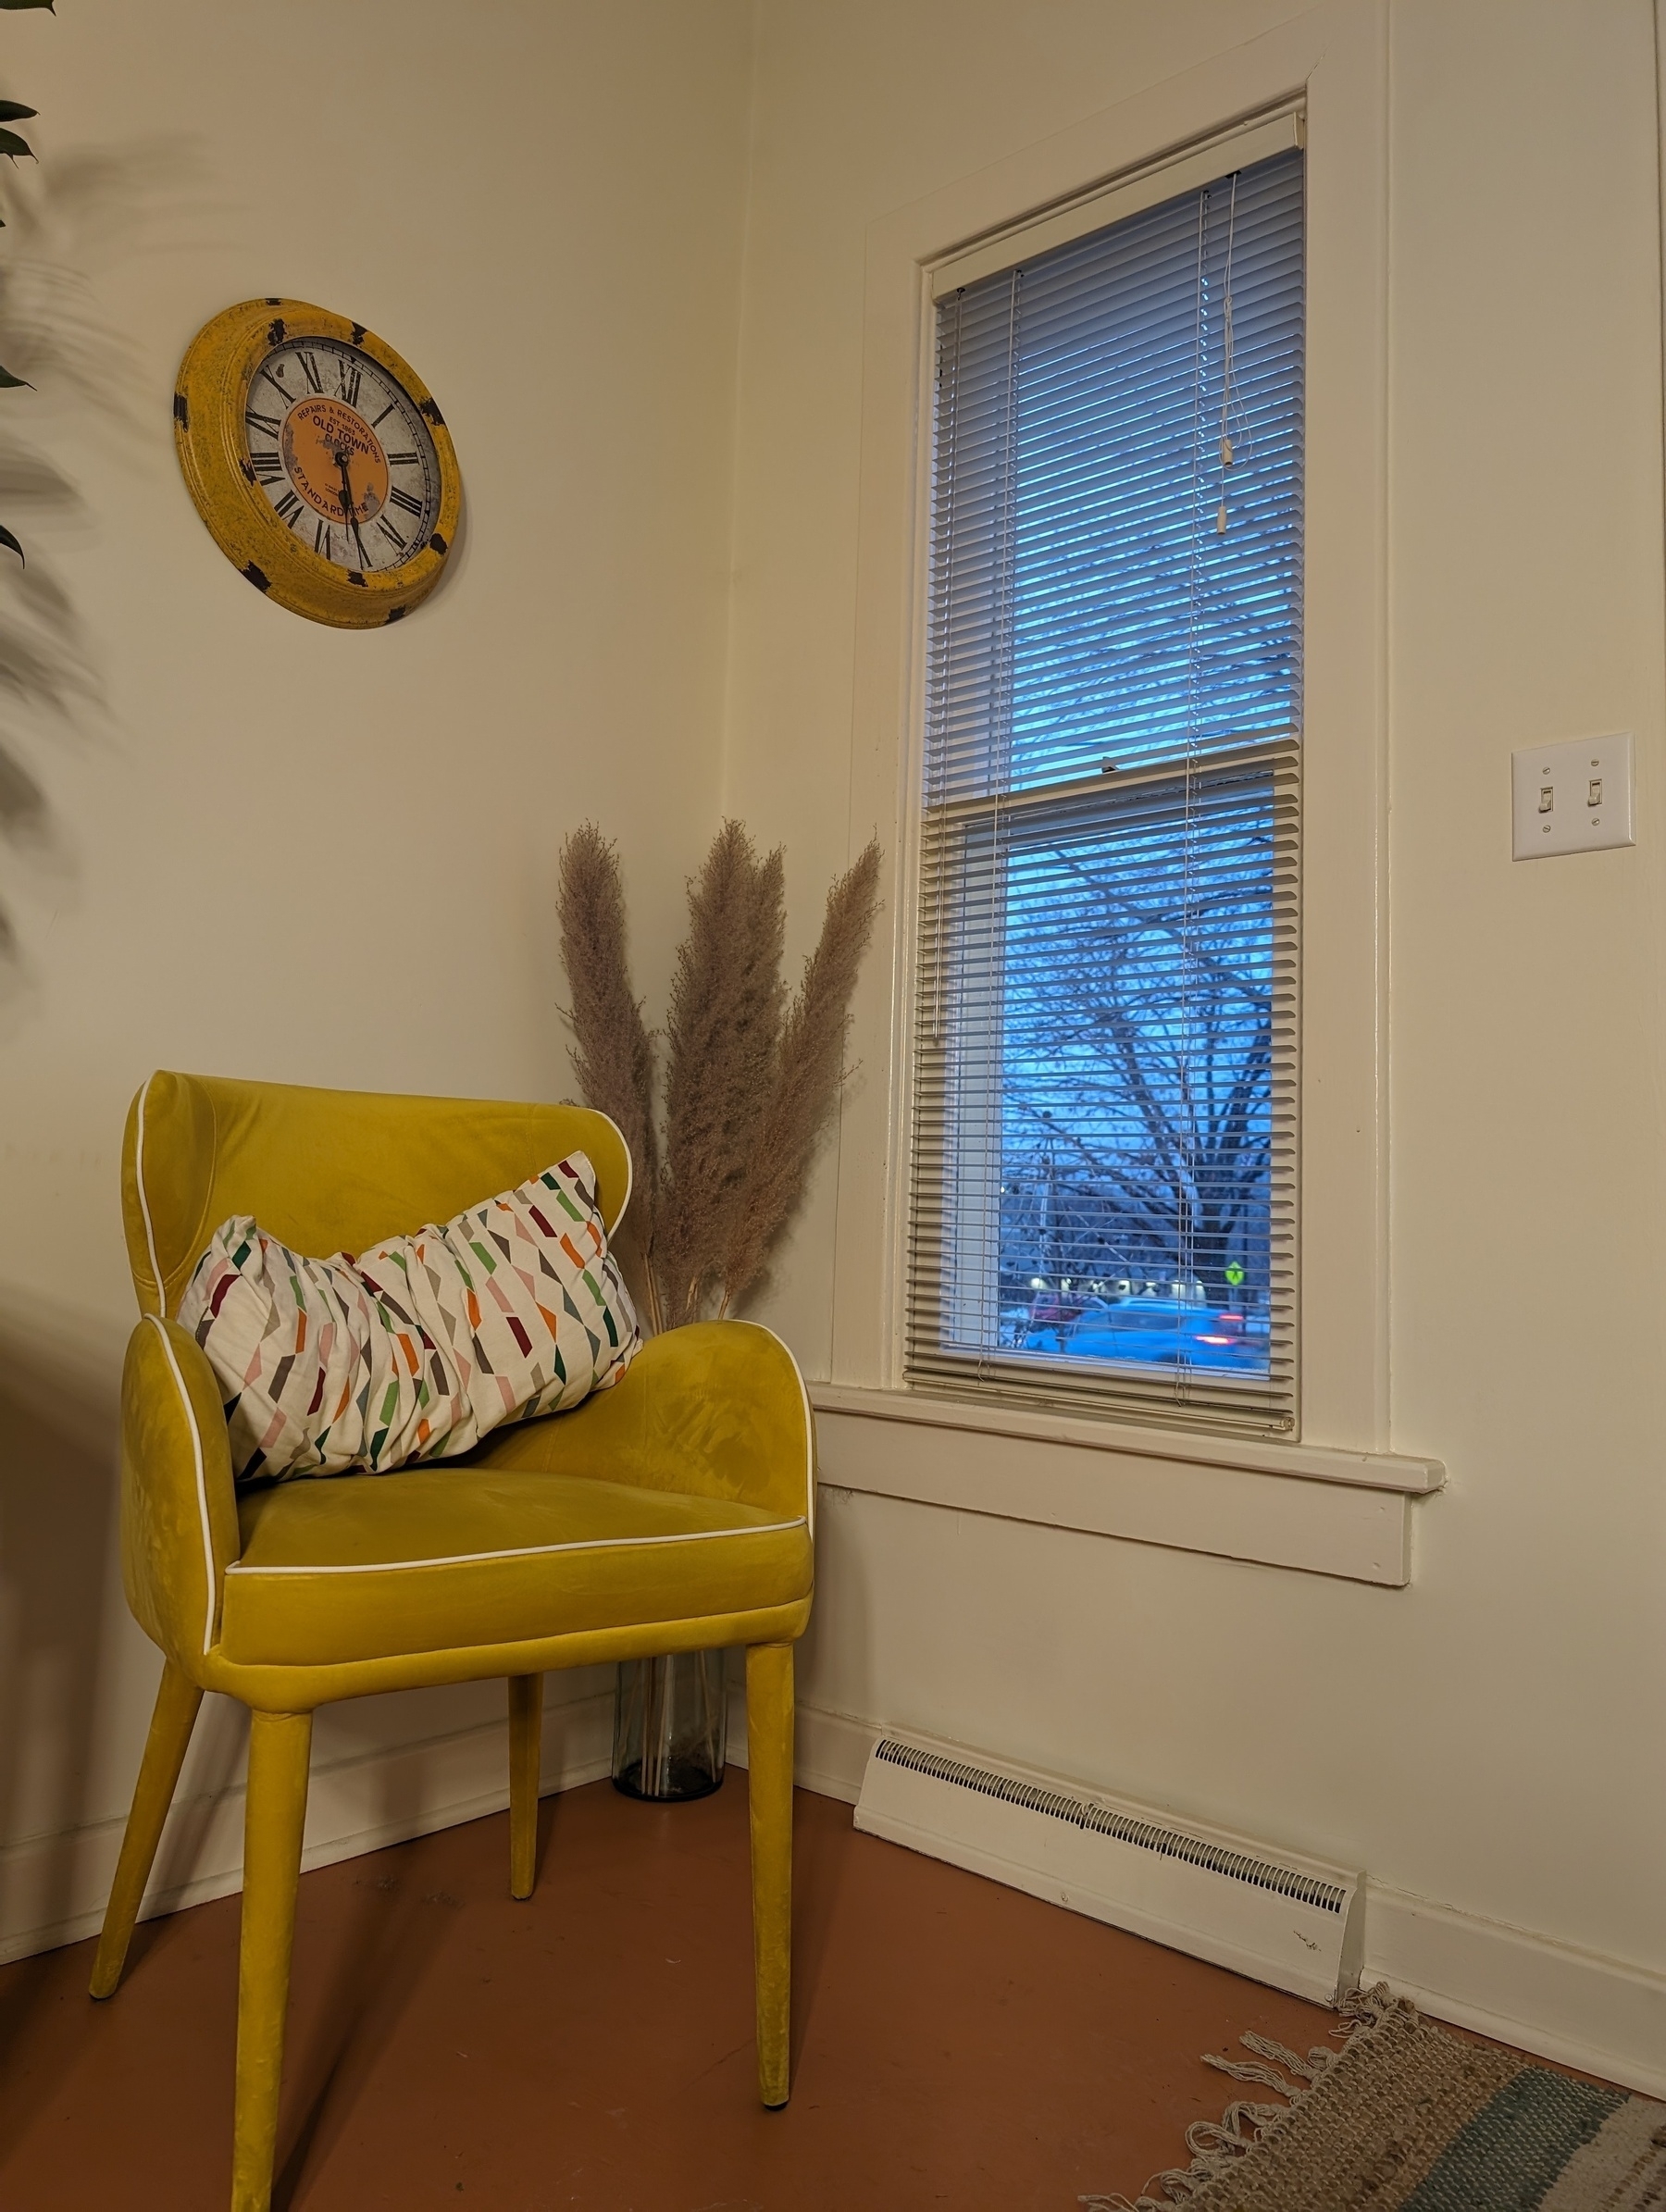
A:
[{"xmin": 122, "ymin": 1072, "xmax": 633, "ymax": 1321}]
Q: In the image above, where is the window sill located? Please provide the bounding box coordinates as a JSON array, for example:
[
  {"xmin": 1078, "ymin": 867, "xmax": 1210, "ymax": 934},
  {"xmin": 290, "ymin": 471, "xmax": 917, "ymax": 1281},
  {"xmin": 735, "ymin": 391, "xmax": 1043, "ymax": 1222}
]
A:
[{"xmin": 806, "ymin": 1384, "xmax": 1445, "ymax": 1587}]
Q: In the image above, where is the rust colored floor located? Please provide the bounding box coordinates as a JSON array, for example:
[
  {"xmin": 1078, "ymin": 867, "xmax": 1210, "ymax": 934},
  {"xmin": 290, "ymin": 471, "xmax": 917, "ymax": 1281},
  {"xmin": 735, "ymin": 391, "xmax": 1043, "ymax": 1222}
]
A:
[{"xmin": 0, "ymin": 1776, "xmax": 1347, "ymax": 2210}]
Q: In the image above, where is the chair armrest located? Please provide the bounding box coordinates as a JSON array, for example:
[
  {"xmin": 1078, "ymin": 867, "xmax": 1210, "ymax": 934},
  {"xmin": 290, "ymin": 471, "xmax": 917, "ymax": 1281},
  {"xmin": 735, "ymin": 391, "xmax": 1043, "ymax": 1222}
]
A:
[
  {"xmin": 479, "ymin": 1320, "xmax": 815, "ymax": 1527},
  {"xmin": 121, "ymin": 1317, "xmax": 242, "ymax": 1667}
]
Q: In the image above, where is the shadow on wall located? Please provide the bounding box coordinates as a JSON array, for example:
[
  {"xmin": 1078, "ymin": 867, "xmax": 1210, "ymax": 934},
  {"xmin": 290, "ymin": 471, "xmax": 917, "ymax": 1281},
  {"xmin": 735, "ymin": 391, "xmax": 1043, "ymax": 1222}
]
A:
[
  {"xmin": 0, "ymin": 140, "xmax": 205, "ymax": 979},
  {"xmin": 0, "ymin": 1275, "xmax": 258, "ymax": 2105},
  {"xmin": 0, "ymin": 1283, "xmax": 121, "ymax": 2082},
  {"xmin": 797, "ymin": 1484, "xmax": 875, "ymax": 1737}
]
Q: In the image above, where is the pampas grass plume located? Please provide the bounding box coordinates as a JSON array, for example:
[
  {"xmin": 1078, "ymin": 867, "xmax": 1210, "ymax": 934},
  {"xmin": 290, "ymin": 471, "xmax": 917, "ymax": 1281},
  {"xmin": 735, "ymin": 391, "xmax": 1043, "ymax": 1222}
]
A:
[
  {"xmin": 555, "ymin": 824, "xmax": 662, "ymax": 1329},
  {"xmin": 718, "ymin": 838, "xmax": 882, "ymax": 1314},
  {"xmin": 557, "ymin": 823, "xmax": 881, "ymax": 1330},
  {"xmin": 657, "ymin": 822, "xmax": 786, "ymax": 1323}
]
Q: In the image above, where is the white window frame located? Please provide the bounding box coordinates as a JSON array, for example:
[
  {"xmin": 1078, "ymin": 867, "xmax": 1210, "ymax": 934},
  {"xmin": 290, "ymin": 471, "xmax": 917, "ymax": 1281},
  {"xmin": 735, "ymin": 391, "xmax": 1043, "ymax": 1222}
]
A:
[
  {"xmin": 908, "ymin": 106, "xmax": 1306, "ymax": 1435},
  {"xmin": 820, "ymin": 0, "xmax": 1439, "ymax": 1576}
]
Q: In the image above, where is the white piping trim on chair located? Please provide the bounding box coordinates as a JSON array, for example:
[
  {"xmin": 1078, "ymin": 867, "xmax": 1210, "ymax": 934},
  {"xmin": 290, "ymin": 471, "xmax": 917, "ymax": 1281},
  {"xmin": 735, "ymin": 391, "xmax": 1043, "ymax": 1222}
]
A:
[
  {"xmin": 145, "ymin": 1312, "xmax": 218, "ymax": 1656},
  {"xmin": 134, "ymin": 1072, "xmax": 165, "ymax": 1313},
  {"xmin": 223, "ymin": 1515, "xmax": 809, "ymax": 1577},
  {"xmin": 745, "ymin": 1320, "xmax": 817, "ymax": 1539}
]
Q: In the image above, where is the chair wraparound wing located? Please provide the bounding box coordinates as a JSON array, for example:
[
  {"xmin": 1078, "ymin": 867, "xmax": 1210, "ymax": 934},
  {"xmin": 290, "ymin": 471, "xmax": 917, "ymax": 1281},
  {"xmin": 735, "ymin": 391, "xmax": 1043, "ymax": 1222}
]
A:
[
  {"xmin": 477, "ymin": 1318, "xmax": 814, "ymax": 1526},
  {"xmin": 118, "ymin": 1312, "xmax": 814, "ymax": 1689},
  {"xmin": 120, "ymin": 1316, "xmax": 241, "ymax": 1661}
]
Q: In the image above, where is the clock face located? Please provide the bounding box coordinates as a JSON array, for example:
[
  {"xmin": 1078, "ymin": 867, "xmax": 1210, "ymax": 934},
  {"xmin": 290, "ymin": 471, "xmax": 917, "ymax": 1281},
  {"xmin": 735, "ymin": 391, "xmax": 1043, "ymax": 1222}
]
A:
[{"xmin": 243, "ymin": 336, "xmax": 441, "ymax": 575}]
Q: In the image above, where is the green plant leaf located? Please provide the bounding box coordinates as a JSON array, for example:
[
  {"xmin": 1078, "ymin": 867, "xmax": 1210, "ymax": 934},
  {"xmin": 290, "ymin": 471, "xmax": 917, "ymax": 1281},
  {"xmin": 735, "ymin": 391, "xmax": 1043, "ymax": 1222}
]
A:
[
  {"xmin": 0, "ymin": 365, "xmax": 31, "ymax": 388},
  {"xmin": 0, "ymin": 524, "xmax": 24, "ymax": 565},
  {"xmin": 0, "ymin": 128, "xmax": 33, "ymax": 159},
  {"xmin": 0, "ymin": 103, "xmax": 38, "ymax": 122}
]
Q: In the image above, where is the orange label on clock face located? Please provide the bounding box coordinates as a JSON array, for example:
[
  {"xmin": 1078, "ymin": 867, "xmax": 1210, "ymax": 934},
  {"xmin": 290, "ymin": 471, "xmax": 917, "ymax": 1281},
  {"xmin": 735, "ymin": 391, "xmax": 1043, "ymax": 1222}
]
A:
[{"xmin": 280, "ymin": 396, "xmax": 391, "ymax": 528}]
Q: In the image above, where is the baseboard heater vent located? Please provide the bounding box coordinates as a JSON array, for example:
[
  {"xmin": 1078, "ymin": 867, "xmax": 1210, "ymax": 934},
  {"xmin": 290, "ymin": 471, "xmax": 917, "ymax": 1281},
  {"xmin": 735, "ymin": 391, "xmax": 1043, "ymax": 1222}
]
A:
[{"xmin": 855, "ymin": 1732, "xmax": 1363, "ymax": 2005}]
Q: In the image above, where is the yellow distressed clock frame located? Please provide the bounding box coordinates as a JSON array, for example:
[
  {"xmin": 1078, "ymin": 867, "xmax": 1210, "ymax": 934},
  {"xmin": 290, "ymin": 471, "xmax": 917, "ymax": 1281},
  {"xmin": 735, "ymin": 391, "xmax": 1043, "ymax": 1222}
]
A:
[{"xmin": 174, "ymin": 298, "xmax": 462, "ymax": 629}]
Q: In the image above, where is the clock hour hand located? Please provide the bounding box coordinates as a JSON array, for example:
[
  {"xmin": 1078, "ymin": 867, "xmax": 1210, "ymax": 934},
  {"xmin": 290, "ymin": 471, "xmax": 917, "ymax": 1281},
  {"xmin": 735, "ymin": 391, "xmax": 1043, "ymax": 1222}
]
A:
[{"xmin": 335, "ymin": 448, "xmax": 370, "ymax": 567}]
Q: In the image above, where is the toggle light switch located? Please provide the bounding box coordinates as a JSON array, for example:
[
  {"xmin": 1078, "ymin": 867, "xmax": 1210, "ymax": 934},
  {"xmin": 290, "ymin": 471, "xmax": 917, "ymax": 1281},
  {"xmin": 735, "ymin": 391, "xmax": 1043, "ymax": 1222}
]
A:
[{"xmin": 1512, "ymin": 732, "xmax": 1635, "ymax": 860}]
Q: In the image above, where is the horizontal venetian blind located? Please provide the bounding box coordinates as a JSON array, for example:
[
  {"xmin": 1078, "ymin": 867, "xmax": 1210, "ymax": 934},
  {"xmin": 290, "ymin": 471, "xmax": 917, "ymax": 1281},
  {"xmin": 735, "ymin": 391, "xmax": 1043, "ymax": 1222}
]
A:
[{"xmin": 906, "ymin": 124, "xmax": 1304, "ymax": 1435}]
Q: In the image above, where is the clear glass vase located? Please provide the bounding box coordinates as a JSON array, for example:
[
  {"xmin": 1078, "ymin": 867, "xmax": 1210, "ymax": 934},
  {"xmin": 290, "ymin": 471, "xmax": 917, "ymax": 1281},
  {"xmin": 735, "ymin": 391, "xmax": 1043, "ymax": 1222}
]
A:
[{"xmin": 611, "ymin": 1650, "xmax": 727, "ymax": 1801}]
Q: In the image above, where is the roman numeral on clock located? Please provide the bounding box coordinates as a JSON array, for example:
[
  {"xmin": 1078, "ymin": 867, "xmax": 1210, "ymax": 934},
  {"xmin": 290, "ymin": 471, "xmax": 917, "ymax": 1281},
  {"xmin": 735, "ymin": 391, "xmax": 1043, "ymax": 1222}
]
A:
[
  {"xmin": 376, "ymin": 516, "xmax": 408, "ymax": 553},
  {"xmin": 249, "ymin": 451, "xmax": 284, "ymax": 484},
  {"xmin": 245, "ymin": 408, "xmax": 281, "ymax": 439},
  {"xmin": 298, "ymin": 351, "xmax": 323, "ymax": 393},
  {"xmin": 338, "ymin": 361, "xmax": 362, "ymax": 408},
  {"xmin": 273, "ymin": 490, "xmax": 304, "ymax": 528},
  {"xmin": 385, "ymin": 451, "xmax": 420, "ymax": 467},
  {"xmin": 388, "ymin": 487, "xmax": 424, "ymax": 517},
  {"xmin": 314, "ymin": 519, "xmax": 334, "ymax": 558}
]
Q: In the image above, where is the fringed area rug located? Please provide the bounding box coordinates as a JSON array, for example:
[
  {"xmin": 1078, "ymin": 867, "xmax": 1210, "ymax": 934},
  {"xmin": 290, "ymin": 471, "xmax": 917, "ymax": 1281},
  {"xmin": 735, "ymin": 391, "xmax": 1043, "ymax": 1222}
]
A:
[{"xmin": 1083, "ymin": 1987, "xmax": 1666, "ymax": 2212}]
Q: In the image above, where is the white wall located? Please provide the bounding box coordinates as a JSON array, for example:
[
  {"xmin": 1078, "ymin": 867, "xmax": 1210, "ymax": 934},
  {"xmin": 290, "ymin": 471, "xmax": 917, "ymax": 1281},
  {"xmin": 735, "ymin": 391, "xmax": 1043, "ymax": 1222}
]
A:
[
  {"xmin": 721, "ymin": 0, "xmax": 1666, "ymax": 2091},
  {"xmin": 0, "ymin": 0, "xmax": 752, "ymax": 1949}
]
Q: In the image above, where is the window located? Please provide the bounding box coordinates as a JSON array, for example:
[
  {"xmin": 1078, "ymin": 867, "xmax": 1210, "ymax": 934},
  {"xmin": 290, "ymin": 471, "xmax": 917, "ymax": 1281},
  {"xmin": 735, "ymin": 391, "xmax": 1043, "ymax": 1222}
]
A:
[{"xmin": 905, "ymin": 117, "xmax": 1305, "ymax": 1436}]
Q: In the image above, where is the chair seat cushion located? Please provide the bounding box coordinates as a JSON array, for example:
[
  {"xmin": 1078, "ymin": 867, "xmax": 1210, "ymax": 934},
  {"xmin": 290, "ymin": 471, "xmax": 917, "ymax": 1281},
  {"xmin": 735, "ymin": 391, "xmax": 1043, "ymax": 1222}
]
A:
[{"xmin": 221, "ymin": 1460, "xmax": 812, "ymax": 1667}]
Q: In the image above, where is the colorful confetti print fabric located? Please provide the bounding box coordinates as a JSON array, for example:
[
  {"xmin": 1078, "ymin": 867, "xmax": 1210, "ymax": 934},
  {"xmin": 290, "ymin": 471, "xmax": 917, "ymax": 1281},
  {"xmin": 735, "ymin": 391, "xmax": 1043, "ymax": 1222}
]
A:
[{"xmin": 177, "ymin": 1151, "xmax": 640, "ymax": 1483}]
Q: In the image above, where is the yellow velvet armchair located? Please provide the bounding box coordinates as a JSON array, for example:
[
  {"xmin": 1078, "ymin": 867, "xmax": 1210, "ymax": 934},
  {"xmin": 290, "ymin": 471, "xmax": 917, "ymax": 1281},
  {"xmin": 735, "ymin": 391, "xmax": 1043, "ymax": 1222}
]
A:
[{"xmin": 92, "ymin": 1072, "xmax": 814, "ymax": 2212}]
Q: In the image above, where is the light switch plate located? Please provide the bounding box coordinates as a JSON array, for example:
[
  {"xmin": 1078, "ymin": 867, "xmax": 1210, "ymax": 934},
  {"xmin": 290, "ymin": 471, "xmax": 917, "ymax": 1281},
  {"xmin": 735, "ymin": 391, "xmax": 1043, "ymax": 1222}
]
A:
[{"xmin": 1511, "ymin": 731, "xmax": 1635, "ymax": 860}]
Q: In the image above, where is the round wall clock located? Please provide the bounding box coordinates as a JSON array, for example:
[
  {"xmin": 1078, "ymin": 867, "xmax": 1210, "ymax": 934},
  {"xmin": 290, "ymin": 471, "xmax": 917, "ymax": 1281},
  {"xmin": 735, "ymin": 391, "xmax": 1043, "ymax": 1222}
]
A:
[{"xmin": 173, "ymin": 298, "xmax": 462, "ymax": 628}]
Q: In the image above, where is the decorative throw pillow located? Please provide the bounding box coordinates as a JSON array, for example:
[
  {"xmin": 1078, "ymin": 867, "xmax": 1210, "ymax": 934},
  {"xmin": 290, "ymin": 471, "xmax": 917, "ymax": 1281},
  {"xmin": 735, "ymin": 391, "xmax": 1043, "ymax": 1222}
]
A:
[{"xmin": 176, "ymin": 1152, "xmax": 640, "ymax": 1483}]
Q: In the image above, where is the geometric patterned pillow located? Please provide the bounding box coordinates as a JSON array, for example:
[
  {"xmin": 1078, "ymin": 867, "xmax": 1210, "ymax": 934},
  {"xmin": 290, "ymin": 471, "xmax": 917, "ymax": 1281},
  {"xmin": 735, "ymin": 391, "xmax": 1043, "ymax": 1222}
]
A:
[{"xmin": 175, "ymin": 1150, "xmax": 640, "ymax": 1483}]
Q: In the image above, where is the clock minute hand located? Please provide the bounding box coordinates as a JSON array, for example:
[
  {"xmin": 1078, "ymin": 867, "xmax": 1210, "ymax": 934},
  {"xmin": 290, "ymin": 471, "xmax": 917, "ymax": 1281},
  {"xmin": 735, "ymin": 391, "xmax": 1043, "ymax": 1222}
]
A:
[{"xmin": 336, "ymin": 448, "xmax": 370, "ymax": 568}]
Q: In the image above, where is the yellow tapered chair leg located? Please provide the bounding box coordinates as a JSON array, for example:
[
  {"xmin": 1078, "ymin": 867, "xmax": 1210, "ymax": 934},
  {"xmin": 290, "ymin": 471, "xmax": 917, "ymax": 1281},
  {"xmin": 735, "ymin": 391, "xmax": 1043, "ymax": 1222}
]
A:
[
  {"xmin": 90, "ymin": 1659, "xmax": 204, "ymax": 2000},
  {"xmin": 231, "ymin": 1709, "xmax": 312, "ymax": 2212},
  {"xmin": 745, "ymin": 1641, "xmax": 794, "ymax": 2108},
  {"xmin": 507, "ymin": 1671, "xmax": 543, "ymax": 1900}
]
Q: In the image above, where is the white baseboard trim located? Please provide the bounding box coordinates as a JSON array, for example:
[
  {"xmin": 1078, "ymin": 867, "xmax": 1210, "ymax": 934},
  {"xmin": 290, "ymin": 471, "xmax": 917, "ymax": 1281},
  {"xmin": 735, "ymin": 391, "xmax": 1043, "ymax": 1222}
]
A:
[
  {"xmin": 758, "ymin": 1703, "xmax": 1666, "ymax": 2100},
  {"xmin": 1365, "ymin": 1882, "xmax": 1666, "ymax": 2101},
  {"xmin": 724, "ymin": 1688, "xmax": 871, "ymax": 1805},
  {"xmin": 8, "ymin": 1686, "xmax": 1662, "ymax": 2104},
  {"xmin": 0, "ymin": 1689, "xmax": 615, "ymax": 1970}
]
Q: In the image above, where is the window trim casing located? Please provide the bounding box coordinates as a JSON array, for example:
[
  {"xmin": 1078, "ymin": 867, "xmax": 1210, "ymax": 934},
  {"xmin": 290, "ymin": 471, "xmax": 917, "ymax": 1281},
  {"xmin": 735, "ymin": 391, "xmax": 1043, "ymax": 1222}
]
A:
[
  {"xmin": 832, "ymin": 0, "xmax": 1393, "ymax": 1468},
  {"xmin": 910, "ymin": 126, "xmax": 1307, "ymax": 1428},
  {"xmin": 927, "ymin": 102, "xmax": 1302, "ymax": 299}
]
